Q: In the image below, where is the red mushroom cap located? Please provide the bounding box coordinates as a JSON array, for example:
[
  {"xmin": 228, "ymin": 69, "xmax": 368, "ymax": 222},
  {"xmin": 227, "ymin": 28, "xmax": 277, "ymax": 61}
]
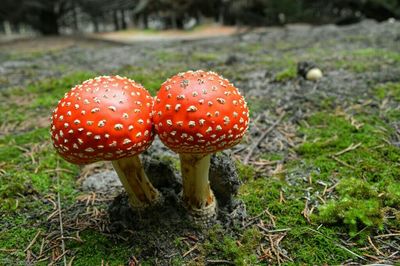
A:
[
  {"xmin": 153, "ymin": 70, "xmax": 249, "ymax": 154},
  {"xmin": 50, "ymin": 75, "xmax": 154, "ymax": 164}
]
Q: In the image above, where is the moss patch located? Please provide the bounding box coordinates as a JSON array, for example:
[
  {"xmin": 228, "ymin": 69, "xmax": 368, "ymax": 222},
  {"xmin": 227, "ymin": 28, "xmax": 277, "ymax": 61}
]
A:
[{"xmin": 297, "ymin": 112, "xmax": 400, "ymax": 238}]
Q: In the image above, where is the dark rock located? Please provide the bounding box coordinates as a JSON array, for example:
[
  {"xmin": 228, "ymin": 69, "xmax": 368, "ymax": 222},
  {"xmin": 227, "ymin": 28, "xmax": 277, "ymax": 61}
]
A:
[
  {"xmin": 209, "ymin": 151, "xmax": 242, "ymax": 208},
  {"xmin": 142, "ymin": 156, "xmax": 181, "ymax": 192},
  {"xmin": 225, "ymin": 55, "xmax": 238, "ymax": 65}
]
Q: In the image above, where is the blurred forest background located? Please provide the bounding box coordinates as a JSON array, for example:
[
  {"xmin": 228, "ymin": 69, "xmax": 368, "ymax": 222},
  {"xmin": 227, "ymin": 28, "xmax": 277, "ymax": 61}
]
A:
[{"xmin": 1, "ymin": 0, "xmax": 399, "ymax": 35}]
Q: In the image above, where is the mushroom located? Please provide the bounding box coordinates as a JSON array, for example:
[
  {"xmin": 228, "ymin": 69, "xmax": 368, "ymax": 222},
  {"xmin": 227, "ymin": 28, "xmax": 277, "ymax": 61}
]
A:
[
  {"xmin": 297, "ymin": 61, "xmax": 323, "ymax": 81},
  {"xmin": 153, "ymin": 70, "xmax": 249, "ymax": 221},
  {"xmin": 50, "ymin": 75, "xmax": 161, "ymax": 208}
]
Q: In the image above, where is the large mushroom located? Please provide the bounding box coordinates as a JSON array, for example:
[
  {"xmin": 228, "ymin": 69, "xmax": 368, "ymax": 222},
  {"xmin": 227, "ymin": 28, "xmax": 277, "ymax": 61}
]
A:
[
  {"xmin": 153, "ymin": 70, "xmax": 249, "ymax": 221},
  {"xmin": 50, "ymin": 75, "xmax": 161, "ymax": 208}
]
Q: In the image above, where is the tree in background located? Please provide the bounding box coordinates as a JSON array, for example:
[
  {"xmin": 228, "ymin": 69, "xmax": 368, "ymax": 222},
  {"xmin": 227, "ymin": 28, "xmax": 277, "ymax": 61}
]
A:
[{"xmin": 0, "ymin": 0, "xmax": 399, "ymax": 35}]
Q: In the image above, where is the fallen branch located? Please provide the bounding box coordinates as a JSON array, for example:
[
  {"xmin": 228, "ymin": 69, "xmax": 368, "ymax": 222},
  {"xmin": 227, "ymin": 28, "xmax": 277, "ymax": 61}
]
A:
[
  {"xmin": 244, "ymin": 112, "xmax": 286, "ymax": 164},
  {"xmin": 24, "ymin": 230, "xmax": 41, "ymax": 252},
  {"xmin": 334, "ymin": 142, "xmax": 362, "ymax": 156},
  {"xmin": 56, "ymin": 160, "xmax": 67, "ymax": 266}
]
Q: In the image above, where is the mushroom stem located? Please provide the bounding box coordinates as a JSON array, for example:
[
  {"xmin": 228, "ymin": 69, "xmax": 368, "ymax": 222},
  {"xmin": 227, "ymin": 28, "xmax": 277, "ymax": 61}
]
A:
[
  {"xmin": 112, "ymin": 155, "xmax": 161, "ymax": 208},
  {"xmin": 179, "ymin": 153, "xmax": 216, "ymax": 218}
]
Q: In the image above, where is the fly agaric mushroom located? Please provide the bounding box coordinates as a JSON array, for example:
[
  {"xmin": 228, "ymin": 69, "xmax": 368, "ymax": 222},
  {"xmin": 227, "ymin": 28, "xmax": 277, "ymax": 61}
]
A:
[
  {"xmin": 50, "ymin": 75, "xmax": 161, "ymax": 208},
  {"xmin": 153, "ymin": 70, "xmax": 249, "ymax": 221}
]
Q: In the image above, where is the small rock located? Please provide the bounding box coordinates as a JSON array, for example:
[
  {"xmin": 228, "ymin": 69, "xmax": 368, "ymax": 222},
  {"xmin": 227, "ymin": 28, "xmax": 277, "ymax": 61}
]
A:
[{"xmin": 82, "ymin": 171, "xmax": 122, "ymax": 192}]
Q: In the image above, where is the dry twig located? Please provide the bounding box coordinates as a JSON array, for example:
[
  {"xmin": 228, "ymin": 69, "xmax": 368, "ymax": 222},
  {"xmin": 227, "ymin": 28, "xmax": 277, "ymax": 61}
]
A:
[{"xmin": 244, "ymin": 112, "xmax": 286, "ymax": 164}]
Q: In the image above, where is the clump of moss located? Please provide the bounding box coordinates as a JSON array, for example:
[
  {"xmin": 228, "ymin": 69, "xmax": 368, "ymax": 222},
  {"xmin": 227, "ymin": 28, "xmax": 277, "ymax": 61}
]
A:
[
  {"xmin": 201, "ymin": 225, "xmax": 261, "ymax": 265},
  {"xmin": 375, "ymin": 82, "xmax": 400, "ymax": 101},
  {"xmin": 334, "ymin": 48, "xmax": 400, "ymax": 73},
  {"xmin": 298, "ymin": 112, "xmax": 400, "ymax": 238},
  {"xmin": 275, "ymin": 66, "xmax": 297, "ymax": 82}
]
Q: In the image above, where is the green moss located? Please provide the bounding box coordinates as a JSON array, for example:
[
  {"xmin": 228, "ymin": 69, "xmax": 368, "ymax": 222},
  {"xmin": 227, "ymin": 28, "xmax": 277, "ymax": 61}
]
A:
[
  {"xmin": 236, "ymin": 161, "xmax": 256, "ymax": 181},
  {"xmin": 374, "ymin": 82, "xmax": 400, "ymax": 101},
  {"xmin": 0, "ymin": 215, "xmax": 44, "ymax": 264},
  {"xmin": 275, "ymin": 66, "xmax": 297, "ymax": 81},
  {"xmin": 154, "ymin": 50, "xmax": 185, "ymax": 62},
  {"xmin": 117, "ymin": 65, "xmax": 181, "ymax": 95},
  {"xmin": 191, "ymin": 52, "xmax": 219, "ymax": 62},
  {"xmin": 201, "ymin": 225, "xmax": 260, "ymax": 266},
  {"xmin": 67, "ymin": 230, "xmax": 130, "ymax": 265},
  {"xmin": 239, "ymin": 176, "xmax": 355, "ymax": 264},
  {"xmin": 297, "ymin": 112, "xmax": 400, "ymax": 237},
  {"xmin": 334, "ymin": 48, "xmax": 400, "ymax": 73}
]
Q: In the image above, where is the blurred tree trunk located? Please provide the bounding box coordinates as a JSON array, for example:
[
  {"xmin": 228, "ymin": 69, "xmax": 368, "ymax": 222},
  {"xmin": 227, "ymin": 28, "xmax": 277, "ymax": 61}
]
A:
[
  {"xmin": 92, "ymin": 17, "xmax": 99, "ymax": 32},
  {"xmin": 120, "ymin": 9, "xmax": 127, "ymax": 29},
  {"xmin": 38, "ymin": 9, "xmax": 59, "ymax": 35},
  {"xmin": 113, "ymin": 10, "xmax": 120, "ymax": 31},
  {"xmin": 142, "ymin": 13, "xmax": 148, "ymax": 29},
  {"xmin": 72, "ymin": 6, "xmax": 79, "ymax": 32}
]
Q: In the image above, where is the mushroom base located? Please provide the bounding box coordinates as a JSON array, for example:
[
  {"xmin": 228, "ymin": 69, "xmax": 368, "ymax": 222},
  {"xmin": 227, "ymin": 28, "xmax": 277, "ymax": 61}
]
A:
[
  {"xmin": 179, "ymin": 153, "xmax": 217, "ymax": 224},
  {"xmin": 112, "ymin": 155, "xmax": 162, "ymax": 209}
]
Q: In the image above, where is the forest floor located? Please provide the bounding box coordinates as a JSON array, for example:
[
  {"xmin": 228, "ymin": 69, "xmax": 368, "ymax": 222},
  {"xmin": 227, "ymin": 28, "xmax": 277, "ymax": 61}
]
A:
[{"xmin": 0, "ymin": 20, "xmax": 400, "ymax": 265}]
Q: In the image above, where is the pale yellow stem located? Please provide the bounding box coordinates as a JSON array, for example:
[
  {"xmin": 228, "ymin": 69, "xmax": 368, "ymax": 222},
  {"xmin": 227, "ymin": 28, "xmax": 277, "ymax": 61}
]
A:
[
  {"xmin": 179, "ymin": 153, "xmax": 215, "ymax": 211},
  {"xmin": 112, "ymin": 155, "xmax": 160, "ymax": 208}
]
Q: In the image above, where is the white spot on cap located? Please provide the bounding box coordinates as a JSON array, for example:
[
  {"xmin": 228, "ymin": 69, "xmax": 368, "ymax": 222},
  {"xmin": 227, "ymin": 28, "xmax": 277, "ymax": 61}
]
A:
[
  {"xmin": 94, "ymin": 135, "xmax": 101, "ymax": 140},
  {"xmin": 138, "ymin": 119, "xmax": 144, "ymax": 124},
  {"xmin": 123, "ymin": 138, "xmax": 131, "ymax": 144},
  {"xmin": 128, "ymin": 125, "xmax": 134, "ymax": 131},
  {"xmin": 175, "ymin": 104, "xmax": 181, "ymax": 111},
  {"xmin": 224, "ymin": 116, "xmax": 230, "ymax": 125},
  {"xmin": 188, "ymin": 121, "xmax": 196, "ymax": 127},
  {"xmin": 98, "ymin": 120, "xmax": 106, "ymax": 127},
  {"xmin": 114, "ymin": 124, "xmax": 123, "ymax": 130},
  {"xmin": 87, "ymin": 121, "xmax": 94, "ymax": 126},
  {"xmin": 109, "ymin": 141, "xmax": 117, "ymax": 147},
  {"xmin": 216, "ymin": 125, "xmax": 222, "ymax": 131},
  {"xmin": 187, "ymin": 106, "xmax": 197, "ymax": 112},
  {"xmin": 136, "ymin": 132, "xmax": 142, "ymax": 138},
  {"xmin": 74, "ymin": 104, "xmax": 80, "ymax": 109},
  {"xmin": 217, "ymin": 98, "xmax": 226, "ymax": 104},
  {"xmin": 167, "ymin": 120, "xmax": 173, "ymax": 126},
  {"xmin": 108, "ymin": 106, "xmax": 116, "ymax": 112},
  {"xmin": 91, "ymin": 108, "xmax": 100, "ymax": 113},
  {"xmin": 122, "ymin": 113, "xmax": 129, "ymax": 119}
]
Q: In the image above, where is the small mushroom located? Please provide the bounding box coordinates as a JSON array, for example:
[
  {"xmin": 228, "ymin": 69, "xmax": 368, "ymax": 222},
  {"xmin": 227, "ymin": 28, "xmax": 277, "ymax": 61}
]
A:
[
  {"xmin": 153, "ymin": 70, "xmax": 249, "ymax": 223},
  {"xmin": 297, "ymin": 61, "xmax": 323, "ymax": 81},
  {"xmin": 50, "ymin": 75, "xmax": 161, "ymax": 208}
]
